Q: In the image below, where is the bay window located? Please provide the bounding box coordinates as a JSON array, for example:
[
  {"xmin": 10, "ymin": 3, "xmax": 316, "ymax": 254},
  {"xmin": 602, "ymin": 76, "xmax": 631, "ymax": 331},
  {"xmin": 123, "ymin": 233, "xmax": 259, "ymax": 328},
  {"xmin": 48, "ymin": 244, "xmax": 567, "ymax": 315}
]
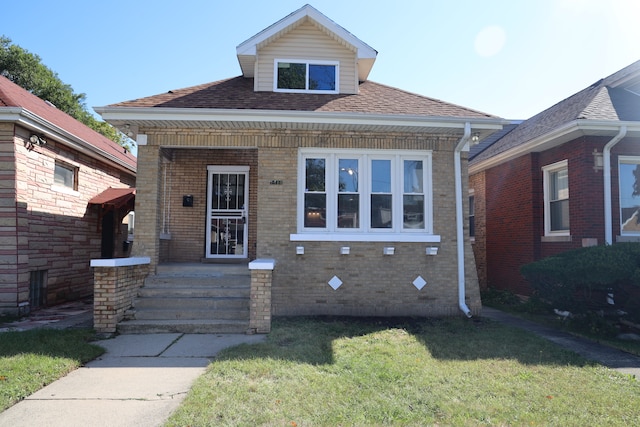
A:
[{"xmin": 297, "ymin": 149, "xmax": 434, "ymax": 240}]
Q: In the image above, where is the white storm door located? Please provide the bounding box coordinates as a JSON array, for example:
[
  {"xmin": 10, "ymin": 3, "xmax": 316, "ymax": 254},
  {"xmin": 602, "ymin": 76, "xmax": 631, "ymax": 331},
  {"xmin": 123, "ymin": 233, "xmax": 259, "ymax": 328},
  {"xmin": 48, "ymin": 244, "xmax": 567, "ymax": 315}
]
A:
[{"xmin": 206, "ymin": 166, "xmax": 249, "ymax": 258}]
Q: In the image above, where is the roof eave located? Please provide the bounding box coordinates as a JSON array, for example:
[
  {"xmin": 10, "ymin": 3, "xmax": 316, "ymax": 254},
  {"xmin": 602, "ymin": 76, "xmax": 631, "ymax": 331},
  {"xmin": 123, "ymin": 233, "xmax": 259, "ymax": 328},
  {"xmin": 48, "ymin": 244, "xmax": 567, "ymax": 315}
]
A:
[
  {"xmin": 95, "ymin": 106, "xmax": 505, "ymax": 136},
  {"xmin": 1, "ymin": 107, "xmax": 136, "ymax": 174},
  {"xmin": 469, "ymin": 119, "xmax": 640, "ymax": 174}
]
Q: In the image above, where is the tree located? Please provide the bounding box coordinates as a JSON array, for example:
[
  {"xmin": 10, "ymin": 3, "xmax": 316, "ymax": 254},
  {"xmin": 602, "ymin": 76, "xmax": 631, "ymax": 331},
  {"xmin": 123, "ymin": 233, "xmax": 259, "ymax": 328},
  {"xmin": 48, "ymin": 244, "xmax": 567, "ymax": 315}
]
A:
[{"xmin": 0, "ymin": 36, "xmax": 131, "ymax": 150}]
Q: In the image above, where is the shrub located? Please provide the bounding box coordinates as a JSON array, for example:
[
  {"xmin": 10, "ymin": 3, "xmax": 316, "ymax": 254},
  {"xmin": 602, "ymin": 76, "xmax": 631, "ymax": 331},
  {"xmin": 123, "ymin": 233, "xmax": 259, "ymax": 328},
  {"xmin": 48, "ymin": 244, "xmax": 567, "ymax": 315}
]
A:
[{"xmin": 520, "ymin": 243, "xmax": 640, "ymax": 335}]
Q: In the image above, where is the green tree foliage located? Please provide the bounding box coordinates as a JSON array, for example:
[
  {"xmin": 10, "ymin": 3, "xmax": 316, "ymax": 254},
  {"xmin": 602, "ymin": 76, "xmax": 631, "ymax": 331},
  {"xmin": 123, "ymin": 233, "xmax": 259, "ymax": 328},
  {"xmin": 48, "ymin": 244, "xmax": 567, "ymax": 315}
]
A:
[{"xmin": 0, "ymin": 36, "xmax": 131, "ymax": 150}]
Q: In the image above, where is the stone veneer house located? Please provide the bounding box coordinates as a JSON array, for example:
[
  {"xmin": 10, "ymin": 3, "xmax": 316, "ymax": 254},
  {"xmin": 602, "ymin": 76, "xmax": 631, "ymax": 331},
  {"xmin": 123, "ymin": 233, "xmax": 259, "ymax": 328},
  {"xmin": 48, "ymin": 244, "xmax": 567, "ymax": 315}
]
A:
[
  {"xmin": 0, "ymin": 75, "xmax": 136, "ymax": 315},
  {"xmin": 469, "ymin": 60, "xmax": 640, "ymax": 295},
  {"xmin": 97, "ymin": 4, "xmax": 504, "ymax": 326}
]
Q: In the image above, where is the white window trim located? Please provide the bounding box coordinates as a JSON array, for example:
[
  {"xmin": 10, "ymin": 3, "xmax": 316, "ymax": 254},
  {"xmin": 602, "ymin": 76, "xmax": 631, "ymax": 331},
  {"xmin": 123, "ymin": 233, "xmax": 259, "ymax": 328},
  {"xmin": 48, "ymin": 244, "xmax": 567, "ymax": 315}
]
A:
[
  {"xmin": 542, "ymin": 160, "xmax": 569, "ymax": 236},
  {"xmin": 618, "ymin": 155, "xmax": 640, "ymax": 236},
  {"xmin": 273, "ymin": 59, "xmax": 339, "ymax": 94},
  {"xmin": 290, "ymin": 148, "xmax": 439, "ymax": 243}
]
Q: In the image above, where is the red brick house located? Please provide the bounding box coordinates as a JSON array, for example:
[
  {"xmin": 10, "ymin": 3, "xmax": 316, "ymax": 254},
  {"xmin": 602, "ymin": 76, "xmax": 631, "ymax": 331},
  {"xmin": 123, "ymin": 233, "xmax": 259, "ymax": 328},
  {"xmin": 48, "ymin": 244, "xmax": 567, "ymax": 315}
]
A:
[
  {"xmin": 469, "ymin": 60, "xmax": 640, "ymax": 295},
  {"xmin": 0, "ymin": 76, "xmax": 136, "ymax": 315},
  {"xmin": 97, "ymin": 4, "xmax": 504, "ymax": 329}
]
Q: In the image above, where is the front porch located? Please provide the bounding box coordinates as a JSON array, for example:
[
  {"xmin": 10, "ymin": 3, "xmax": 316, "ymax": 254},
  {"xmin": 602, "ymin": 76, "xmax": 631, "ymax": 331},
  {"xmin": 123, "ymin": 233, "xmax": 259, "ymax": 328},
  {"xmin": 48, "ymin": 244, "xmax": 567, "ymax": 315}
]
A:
[{"xmin": 91, "ymin": 258, "xmax": 274, "ymax": 336}]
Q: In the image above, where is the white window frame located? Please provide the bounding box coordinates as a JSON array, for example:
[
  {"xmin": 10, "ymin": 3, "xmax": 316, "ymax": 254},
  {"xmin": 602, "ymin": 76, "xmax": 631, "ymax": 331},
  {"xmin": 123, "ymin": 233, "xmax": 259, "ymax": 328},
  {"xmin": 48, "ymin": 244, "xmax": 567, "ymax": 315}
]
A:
[
  {"xmin": 543, "ymin": 160, "xmax": 569, "ymax": 236},
  {"xmin": 618, "ymin": 156, "xmax": 640, "ymax": 236},
  {"xmin": 291, "ymin": 148, "xmax": 439, "ymax": 243},
  {"xmin": 273, "ymin": 59, "xmax": 339, "ymax": 94}
]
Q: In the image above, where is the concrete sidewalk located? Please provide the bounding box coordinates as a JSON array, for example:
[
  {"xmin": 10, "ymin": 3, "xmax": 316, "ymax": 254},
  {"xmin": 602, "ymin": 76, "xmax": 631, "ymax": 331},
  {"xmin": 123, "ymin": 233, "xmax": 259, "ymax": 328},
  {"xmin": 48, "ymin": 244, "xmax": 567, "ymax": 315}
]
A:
[
  {"xmin": 482, "ymin": 306, "xmax": 640, "ymax": 378},
  {"xmin": 0, "ymin": 333, "xmax": 265, "ymax": 427}
]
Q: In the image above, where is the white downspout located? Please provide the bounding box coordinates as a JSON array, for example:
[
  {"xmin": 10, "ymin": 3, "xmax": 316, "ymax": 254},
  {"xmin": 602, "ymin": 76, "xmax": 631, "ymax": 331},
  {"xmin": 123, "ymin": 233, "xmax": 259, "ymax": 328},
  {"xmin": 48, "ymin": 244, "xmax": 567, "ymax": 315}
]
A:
[
  {"xmin": 603, "ymin": 126, "xmax": 627, "ymax": 245},
  {"xmin": 454, "ymin": 122, "xmax": 473, "ymax": 317}
]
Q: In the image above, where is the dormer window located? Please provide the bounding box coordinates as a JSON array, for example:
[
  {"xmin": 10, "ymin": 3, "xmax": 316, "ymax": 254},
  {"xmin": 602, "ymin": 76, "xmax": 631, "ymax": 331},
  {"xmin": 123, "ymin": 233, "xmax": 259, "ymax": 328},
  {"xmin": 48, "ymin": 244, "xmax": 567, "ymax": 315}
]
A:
[{"xmin": 274, "ymin": 59, "xmax": 339, "ymax": 93}]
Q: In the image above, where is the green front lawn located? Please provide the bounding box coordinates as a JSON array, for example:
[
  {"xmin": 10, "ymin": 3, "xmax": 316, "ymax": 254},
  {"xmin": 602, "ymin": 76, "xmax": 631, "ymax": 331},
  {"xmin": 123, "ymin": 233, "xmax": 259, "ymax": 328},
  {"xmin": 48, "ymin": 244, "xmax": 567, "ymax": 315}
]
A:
[
  {"xmin": 167, "ymin": 317, "xmax": 640, "ymax": 426},
  {"xmin": 0, "ymin": 328, "xmax": 104, "ymax": 411}
]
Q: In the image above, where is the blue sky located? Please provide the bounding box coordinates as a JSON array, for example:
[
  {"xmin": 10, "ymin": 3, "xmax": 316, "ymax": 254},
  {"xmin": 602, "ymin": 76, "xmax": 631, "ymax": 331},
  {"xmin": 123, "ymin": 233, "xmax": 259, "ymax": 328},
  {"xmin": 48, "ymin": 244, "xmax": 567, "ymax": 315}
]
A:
[{"xmin": 3, "ymin": 0, "xmax": 639, "ymax": 123}]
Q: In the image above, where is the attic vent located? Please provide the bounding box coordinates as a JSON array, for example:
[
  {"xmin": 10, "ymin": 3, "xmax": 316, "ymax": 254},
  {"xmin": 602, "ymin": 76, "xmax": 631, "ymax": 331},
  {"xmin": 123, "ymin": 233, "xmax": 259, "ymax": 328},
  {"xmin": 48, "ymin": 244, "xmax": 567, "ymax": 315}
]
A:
[{"xmin": 44, "ymin": 100, "xmax": 57, "ymax": 108}]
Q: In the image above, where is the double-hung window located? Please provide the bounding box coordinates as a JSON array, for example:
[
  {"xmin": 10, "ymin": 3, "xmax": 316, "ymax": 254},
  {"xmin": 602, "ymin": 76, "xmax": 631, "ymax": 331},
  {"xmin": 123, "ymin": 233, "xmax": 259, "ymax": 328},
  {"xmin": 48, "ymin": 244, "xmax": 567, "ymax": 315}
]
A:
[
  {"xmin": 295, "ymin": 149, "xmax": 435, "ymax": 242},
  {"xmin": 543, "ymin": 160, "xmax": 569, "ymax": 235},
  {"xmin": 618, "ymin": 156, "xmax": 640, "ymax": 235},
  {"xmin": 274, "ymin": 59, "xmax": 338, "ymax": 93}
]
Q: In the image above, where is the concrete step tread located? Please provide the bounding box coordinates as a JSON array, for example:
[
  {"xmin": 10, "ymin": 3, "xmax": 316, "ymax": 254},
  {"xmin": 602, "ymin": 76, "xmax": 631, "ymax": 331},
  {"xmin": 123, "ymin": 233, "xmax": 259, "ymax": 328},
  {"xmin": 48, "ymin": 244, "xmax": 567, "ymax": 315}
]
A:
[{"xmin": 117, "ymin": 319, "xmax": 251, "ymax": 334}]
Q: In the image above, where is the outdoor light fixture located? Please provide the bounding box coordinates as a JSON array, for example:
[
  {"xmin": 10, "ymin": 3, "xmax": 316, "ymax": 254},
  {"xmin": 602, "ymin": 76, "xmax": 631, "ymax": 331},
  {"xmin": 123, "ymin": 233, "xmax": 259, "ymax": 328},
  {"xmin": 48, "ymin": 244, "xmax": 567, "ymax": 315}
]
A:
[
  {"xmin": 593, "ymin": 149, "xmax": 604, "ymax": 172},
  {"xmin": 471, "ymin": 132, "xmax": 480, "ymax": 143},
  {"xmin": 29, "ymin": 134, "xmax": 46, "ymax": 146},
  {"xmin": 123, "ymin": 124, "xmax": 135, "ymax": 137},
  {"xmin": 26, "ymin": 134, "xmax": 46, "ymax": 150}
]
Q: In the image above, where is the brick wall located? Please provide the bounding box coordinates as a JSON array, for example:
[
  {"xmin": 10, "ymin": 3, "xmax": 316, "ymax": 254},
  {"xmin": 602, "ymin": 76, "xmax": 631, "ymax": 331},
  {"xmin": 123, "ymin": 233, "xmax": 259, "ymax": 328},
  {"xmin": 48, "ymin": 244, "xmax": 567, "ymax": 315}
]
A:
[
  {"xmin": 134, "ymin": 128, "xmax": 481, "ymax": 317},
  {"xmin": 93, "ymin": 262, "xmax": 149, "ymax": 335},
  {"xmin": 469, "ymin": 171, "xmax": 487, "ymax": 289},
  {"xmin": 0, "ymin": 124, "xmax": 135, "ymax": 314},
  {"xmin": 157, "ymin": 148, "xmax": 258, "ymax": 262},
  {"xmin": 474, "ymin": 135, "xmax": 640, "ymax": 296}
]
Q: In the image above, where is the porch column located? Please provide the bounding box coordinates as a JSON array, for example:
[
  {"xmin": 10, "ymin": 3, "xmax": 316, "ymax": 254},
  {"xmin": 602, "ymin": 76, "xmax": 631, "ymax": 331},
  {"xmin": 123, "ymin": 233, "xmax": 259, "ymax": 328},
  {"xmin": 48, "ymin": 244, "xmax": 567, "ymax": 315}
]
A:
[
  {"xmin": 131, "ymin": 144, "xmax": 162, "ymax": 272},
  {"xmin": 248, "ymin": 259, "xmax": 275, "ymax": 333}
]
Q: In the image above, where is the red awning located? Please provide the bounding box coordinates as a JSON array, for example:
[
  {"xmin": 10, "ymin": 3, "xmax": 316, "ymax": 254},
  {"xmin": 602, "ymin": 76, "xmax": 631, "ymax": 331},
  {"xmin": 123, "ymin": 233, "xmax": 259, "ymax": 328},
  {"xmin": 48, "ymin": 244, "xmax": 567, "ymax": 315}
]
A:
[{"xmin": 88, "ymin": 187, "xmax": 136, "ymax": 209}]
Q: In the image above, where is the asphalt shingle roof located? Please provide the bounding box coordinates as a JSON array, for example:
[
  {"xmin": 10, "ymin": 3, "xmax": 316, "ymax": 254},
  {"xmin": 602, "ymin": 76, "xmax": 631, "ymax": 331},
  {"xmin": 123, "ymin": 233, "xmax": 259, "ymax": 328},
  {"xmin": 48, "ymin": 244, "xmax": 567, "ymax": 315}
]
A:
[
  {"xmin": 0, "ymin": 75, "xmax": 136, "ymax": 170},
  {"xmin": 471, "ymin": 60, "xmax": 640, "ymax": 164},
  {"xmin": 108, "ymin": 76, "xmax": 497, "ymax": 119}
]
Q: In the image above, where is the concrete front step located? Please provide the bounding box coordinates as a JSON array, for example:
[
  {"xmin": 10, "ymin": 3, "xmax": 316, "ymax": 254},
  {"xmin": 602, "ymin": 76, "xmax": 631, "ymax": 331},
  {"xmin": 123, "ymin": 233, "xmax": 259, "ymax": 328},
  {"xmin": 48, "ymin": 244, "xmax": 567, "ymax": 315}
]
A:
[
  {"xmin": 117, "ymin": 319, "xmax": 250, "ymax": 334},
  {"xmin": 144, "ymin": 276, "xmax": 250, "ymax": 287},
  {"xmin": 156, "ymin": 262, "xmax": 250, "ymax": 276},
  {"xmin": 117, "ymin": 262, "xmax": 252, "ymax": 334},
  {"xmin": 138, "ymin": 287, "xmax": 250, "ymax": 298}
]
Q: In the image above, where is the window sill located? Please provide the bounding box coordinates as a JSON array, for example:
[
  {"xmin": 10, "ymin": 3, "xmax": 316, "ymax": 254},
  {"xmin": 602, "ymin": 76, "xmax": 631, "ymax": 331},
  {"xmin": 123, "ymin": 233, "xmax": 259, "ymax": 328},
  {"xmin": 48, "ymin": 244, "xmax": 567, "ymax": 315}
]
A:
[
  {"xmin": 290, "ymin": 233, "xmax": 441, "ymax": 243},
  {"xmin": 51, "ymin": 185, "xmax": 79, "ymax": 197},
  {"xmin": 541, "ymin": 234, "xmax": 572, "ymax": 242},
  {"xmin": 617, "ymin": 235, "xmax": 640, "ymax": 243}
]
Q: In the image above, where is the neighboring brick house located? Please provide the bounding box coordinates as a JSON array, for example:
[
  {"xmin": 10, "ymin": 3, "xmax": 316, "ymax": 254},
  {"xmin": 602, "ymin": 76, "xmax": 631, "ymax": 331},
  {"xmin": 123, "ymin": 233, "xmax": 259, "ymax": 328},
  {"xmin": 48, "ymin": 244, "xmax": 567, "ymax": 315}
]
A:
[
  {"xmin": 97, "ymin": 5, "xmax": 504, "ymax": 318},
  {"xmin": 0, "ymin": 76, "xmax": 136, "ymax": 315},
  {"xmin": 469, "ymin": 60, "xmax": 640, "ymax": 295}
]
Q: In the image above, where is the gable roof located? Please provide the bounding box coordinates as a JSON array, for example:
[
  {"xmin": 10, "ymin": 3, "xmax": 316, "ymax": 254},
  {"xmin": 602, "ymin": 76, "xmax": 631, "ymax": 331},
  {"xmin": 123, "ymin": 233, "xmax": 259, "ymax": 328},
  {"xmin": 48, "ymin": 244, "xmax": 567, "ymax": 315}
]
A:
[
  {"xmin": 0, "ymin": 75, "xmax": 136, "ymax": 172},
  {"xmin": 236, "ymin": 4, "xmax": 377, "ymax": 81},
  {"xmin": 471, "ymin": 60, "xmax": 640, "ymax": 167}
]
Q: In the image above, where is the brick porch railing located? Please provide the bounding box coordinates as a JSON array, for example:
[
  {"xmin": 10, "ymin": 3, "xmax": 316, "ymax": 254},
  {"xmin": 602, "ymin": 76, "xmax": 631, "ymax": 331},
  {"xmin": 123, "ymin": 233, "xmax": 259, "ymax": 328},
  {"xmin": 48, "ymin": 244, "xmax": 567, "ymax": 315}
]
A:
[
  {"xmin": 90, "ymin": 257, "xmax": 150, "ymax": 335},
  {"xmin": 248, "ymin": 259, "xmax": 275, "ymax": 334}
]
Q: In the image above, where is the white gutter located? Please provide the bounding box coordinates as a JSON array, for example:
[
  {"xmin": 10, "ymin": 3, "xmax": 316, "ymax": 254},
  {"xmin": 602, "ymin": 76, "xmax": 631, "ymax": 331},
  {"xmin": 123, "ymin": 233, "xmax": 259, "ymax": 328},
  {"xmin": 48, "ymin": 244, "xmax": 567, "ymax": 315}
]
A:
[
  {"xmin": 454, "ymin": 122, "xmax": 473, "ymax": 317},
  {"xmin": 603, "ymin": 125, "xmax": 628, "ymax": 245},
  {"xmin": 1, "ymin": 107, "xmax": 136, "ymax": 174},
  {"xmin": 95, "ymin": 106, "xmax": 504, "ymax": 132},
  {"xmin": 470, "ymin": 120, "xmax": 640, "ymax": 175}
]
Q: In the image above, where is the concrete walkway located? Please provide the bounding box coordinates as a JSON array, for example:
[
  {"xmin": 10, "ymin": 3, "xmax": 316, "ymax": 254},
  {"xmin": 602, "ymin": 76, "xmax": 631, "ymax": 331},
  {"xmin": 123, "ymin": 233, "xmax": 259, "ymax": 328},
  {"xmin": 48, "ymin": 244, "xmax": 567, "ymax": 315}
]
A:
[
  {"xmin": 2, "ymin": 304, "xmax": 639, "ymax": 426},
  {"xmin": 0, "ymin": 332, "xmax": 265, "ymax": 427},
  {"xmin": 482, "ymin": 306, "xmax": 640, "ymax": 377}
]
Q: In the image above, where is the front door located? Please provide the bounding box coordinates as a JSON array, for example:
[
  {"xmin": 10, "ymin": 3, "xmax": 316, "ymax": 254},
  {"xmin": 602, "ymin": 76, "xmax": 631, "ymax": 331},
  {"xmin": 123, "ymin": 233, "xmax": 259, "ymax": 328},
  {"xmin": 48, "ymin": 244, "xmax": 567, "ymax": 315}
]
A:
[{"xmin": 206, "ymin": 166, "xmax": 249, "ymax": 258}]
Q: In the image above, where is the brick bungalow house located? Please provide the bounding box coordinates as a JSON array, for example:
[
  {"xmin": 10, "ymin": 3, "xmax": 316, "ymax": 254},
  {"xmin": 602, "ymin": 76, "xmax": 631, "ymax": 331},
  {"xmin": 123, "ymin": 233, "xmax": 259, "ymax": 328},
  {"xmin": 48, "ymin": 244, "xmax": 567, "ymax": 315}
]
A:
[
  {"xmin": 97, "ymin": 4, "xmax": 504, "ymax": 324},
  {"xmin": 469, "ymin": 60, "xmax": 640, "ymax": 295},
  {"xmin": 0, "ymin": 75, "xmax": 136, "ymax": 315}
]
